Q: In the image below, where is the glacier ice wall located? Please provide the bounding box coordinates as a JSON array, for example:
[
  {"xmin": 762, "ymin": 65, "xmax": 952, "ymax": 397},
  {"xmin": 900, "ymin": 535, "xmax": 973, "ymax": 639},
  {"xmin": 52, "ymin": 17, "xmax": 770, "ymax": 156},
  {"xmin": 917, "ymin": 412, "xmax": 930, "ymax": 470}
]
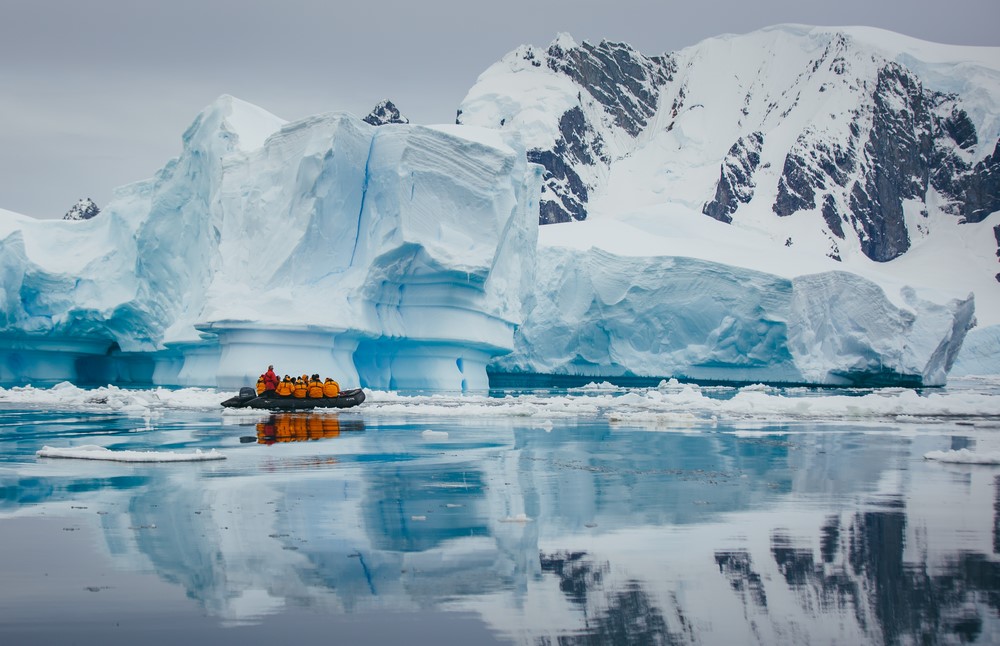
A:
[
  {"xmin": 0, "ymin": 93, "xmax": 980, "ymax": 389},
  {"xmin": 0, "ymin": 97, "xmax": 542, "ymax": 390},
  {"xmin": 493, "ymin": 247, "xmax": 974, "ymax": 386},
  {"xmin": 951, "ymin": 324, "xmax": 1000, "ymax": 376}
]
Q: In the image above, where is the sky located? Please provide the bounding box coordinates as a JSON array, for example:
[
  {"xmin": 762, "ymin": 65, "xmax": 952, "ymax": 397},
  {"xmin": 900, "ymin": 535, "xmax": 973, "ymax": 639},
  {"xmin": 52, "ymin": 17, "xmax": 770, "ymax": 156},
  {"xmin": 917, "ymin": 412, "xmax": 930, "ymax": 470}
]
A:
[{"xmin": 2, "ymin": 0, "xmax": 999, "ymax": 219}]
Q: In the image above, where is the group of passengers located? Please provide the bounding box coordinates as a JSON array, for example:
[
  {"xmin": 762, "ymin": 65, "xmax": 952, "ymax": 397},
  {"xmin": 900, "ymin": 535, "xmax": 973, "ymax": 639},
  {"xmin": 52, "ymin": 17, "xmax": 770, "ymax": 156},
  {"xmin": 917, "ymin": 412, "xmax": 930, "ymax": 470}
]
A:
[{"xmin": 256, "ymin": 364, "xmax": 341, "ymax": 399}]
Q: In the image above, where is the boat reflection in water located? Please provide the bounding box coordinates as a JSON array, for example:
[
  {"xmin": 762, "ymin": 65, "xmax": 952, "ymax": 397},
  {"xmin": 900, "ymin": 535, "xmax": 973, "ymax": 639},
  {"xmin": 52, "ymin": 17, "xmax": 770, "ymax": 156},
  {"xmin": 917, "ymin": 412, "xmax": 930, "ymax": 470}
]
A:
[{"xmin": 246, "ymin": 414, "xmax": 366, "ymax": 444}]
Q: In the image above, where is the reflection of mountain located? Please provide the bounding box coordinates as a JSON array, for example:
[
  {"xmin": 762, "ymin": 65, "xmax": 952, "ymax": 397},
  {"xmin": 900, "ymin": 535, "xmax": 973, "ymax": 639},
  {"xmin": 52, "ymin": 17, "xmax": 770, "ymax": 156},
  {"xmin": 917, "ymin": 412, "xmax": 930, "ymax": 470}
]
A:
[
  {"xmin": 528, "ymin": 488, "xmax": 1000, "ymax": 644},
  {"xmin": 715, "ymin": 550, "xmax": 768, "ymax": 610},
  {"xmin": 711, "ymin": 500, "xmax": 1000, "ymax": 644},
  {"xmin": 539, "ymin": 551, "xmax": 684, "ymax": 645}
]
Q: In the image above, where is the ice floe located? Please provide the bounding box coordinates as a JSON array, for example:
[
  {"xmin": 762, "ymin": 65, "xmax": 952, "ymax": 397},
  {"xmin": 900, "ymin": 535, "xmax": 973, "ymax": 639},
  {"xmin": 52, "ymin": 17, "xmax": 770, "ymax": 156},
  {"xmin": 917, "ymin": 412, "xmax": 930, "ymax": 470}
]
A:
[{"xmin": 36, "ymin": 444, "xmax": 226, "ymax": 462}]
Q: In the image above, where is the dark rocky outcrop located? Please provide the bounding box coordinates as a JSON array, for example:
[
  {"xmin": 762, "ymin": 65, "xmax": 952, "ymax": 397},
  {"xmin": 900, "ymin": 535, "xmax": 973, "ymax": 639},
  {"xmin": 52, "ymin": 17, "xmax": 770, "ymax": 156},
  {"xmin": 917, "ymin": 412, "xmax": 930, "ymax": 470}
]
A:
[
  {"xmin": 546, "ymin": 39, "xmax": 674, "ymax": 137},
  {"xmin": 994, "ymin": 224, "xmax": 1000, "ymax": 283},
  {"xmin": 769, "ymin": 62, "xmax": 999, "ymax": 263},
  {"xmin": 363, "ymin": 100, "xmax": 409, "ymax": 126},
  {"xmin": 822, "ymin": 194, "xmax": 845, "ymax": 240},
  {"xmin": 63, "ymin": 198, "xmax": 100, "ymax": 221},
  {"xmin": 847, "ymin": 65, "xmax": 933, "ymax": 261},
  {"xmin": 529, "ymin": 107, "xmax": 599, "ymax": 224},
  {"xmin": 525, "ymin": 39, "xmax": 675, "ymax": 224},
  {"xmin": 955, "ymin": 139, "xmax": 1000, "ymax": 224},
  {"xmin": 704, "ymin": 132, "xmax": 764, "ymax": 223}
]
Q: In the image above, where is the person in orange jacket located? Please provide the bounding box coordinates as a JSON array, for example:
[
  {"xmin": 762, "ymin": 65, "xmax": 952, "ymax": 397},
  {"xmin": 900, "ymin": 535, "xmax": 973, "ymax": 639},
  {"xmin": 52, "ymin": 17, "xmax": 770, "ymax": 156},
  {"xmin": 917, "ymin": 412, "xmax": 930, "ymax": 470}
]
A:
[
  {"xmin": 292, "ymin": 376, "xmax": 308, "ymax": 399},
  {"xmin": 307, "ymin": 374, "xmax": 324, "ymax": 398},
  {"xmin": 275, "ymin": 375, "xmax": 294, "ymax": 397},
  {"xmin": 323, "ymin": 377, "xmax": 340, "ymax": 398},
  {"xmin": 255, "ymin": 374, "xmax": 266, "ymax": 395}
]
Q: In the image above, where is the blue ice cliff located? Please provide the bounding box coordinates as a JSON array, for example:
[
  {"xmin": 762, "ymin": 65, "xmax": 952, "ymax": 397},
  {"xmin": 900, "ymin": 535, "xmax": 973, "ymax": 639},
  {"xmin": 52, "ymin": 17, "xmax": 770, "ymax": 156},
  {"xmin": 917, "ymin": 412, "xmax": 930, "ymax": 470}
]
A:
[{"xmin": 0, "ymin": 96, "xmax": 541, "ymax": 389}]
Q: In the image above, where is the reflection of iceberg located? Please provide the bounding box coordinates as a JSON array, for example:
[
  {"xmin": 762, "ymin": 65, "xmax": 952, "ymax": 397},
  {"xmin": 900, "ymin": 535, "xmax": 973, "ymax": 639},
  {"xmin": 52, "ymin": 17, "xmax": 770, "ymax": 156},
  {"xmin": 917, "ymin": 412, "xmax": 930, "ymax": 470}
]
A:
[
  {"xmin": 8, "ymin": 409, "xmax": 999, "ymax": 640},
  {"xmin": 67, "ymin": 423, "xmax": 868, "ymax": 624}
]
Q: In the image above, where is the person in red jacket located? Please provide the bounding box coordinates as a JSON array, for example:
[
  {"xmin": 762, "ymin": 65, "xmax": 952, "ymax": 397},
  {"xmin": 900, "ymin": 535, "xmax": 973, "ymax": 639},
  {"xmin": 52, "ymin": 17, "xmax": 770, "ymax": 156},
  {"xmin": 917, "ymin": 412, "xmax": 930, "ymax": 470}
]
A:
[{"xmin": 263, "ymin": 365, "xmax": 279, "ymax": 392}]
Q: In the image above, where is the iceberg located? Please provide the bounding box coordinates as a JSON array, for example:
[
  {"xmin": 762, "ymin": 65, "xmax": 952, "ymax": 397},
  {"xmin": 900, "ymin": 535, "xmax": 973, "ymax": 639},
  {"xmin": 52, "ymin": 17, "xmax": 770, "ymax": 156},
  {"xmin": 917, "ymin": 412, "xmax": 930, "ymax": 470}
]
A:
[
  {"xmin": 493, "ymin": 247, "xmax": 974, "ymax": 387},
  {"xmin": 36, "ymin": 444, "xmax": 226, "ymax": 462},
  {"xmin": 951, "ymin": 324, "xmax": 1000, "ymax": 376},
  {"xmin": 0, "ymin": 96, "xmax": 541, "ymax": 391},
  {"xmin": 0, "ymin": 94, "xmax": 979, "ymax": 390}
]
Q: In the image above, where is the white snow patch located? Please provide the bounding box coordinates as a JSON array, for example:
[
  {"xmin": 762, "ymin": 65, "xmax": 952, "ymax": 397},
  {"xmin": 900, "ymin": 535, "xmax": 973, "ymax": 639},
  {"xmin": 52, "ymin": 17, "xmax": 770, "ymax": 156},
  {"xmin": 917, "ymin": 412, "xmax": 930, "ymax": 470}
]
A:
[
  {"xmin": 500, "ymin": 513, "xmax": 532, "ymax": 523},
  {"xmin": 924, "ymin": 449, "xmax": 1000, "ymax": 465}
]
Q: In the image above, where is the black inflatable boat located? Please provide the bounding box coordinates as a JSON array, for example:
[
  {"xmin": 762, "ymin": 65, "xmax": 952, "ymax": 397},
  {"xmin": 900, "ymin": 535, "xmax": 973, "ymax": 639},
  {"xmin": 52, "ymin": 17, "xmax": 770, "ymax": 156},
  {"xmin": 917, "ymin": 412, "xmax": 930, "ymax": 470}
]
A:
[{"xmin": 221, "ymin": 387, "xmax": 366, "ymax": 410}]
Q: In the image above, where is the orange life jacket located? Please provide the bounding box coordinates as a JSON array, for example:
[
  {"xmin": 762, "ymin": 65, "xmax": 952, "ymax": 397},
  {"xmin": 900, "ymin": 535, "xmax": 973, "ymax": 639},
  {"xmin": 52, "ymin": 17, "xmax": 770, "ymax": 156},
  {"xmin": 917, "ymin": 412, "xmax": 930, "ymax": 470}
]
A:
[
  {"xmin": 323, "ymin": 379, "xmax": 340, "ymax": 397},
  {"xmin": 292, "ymin": 379, "xmax": 308, "ymax": 398},
  {"xmin": 275, "ymin": 379, "xmax": 294, "ymax": 397},
  {"xmin": 256, "ymin": 376, "xmax": 266, "ymax": 395},
  {"xmin": 307, "ymin": 379, "xmax": 324, "ymax": 398}
]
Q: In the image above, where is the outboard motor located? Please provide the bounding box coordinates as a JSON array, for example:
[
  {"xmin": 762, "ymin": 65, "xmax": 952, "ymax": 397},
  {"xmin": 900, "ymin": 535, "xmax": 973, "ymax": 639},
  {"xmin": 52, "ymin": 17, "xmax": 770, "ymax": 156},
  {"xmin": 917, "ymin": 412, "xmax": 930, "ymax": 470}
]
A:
[{"xmin": 221, "ymin": 387, "xmax": 261, "ymax": 408}]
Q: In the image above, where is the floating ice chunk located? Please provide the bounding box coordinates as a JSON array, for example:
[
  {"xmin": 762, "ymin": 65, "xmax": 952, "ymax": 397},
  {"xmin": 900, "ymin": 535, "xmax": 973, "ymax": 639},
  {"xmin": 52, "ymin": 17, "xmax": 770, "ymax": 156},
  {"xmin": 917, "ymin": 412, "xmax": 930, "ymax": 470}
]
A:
[
  {"xmin": 36, "ymin": 444, "xmax": 226, "ymax": 462},
  {"xmin": 500, "ymin": 513, "xmax": 532, "ymax": 523},
  {"xmin": 923, "ymin": 449, "xmax": 1000, "ymax": 465},
  {"xmin": 411, "ymin": 515, "xmax": 427, "ymax": 521},
  {"xmin": 421, "ymin": 430, "xmax": 449, "ymax": 439}
]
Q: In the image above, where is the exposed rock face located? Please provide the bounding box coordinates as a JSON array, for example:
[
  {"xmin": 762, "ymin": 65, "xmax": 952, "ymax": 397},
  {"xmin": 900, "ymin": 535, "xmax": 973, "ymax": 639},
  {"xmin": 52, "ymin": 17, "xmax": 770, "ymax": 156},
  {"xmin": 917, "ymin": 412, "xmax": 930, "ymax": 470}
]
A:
[
  {"xmin": 704, "ymin": 132, "xmax": 764, "ymax": 223},
  {"xmin": 545, "ymin": 39, "xmax": 674, "ymax": 138},
  {"xmin": 527, "ymin": 38, "xmax": 674, "ymax": 224},
  {"xmin": 952, "ymin": 139, "xmax": 1000, "ymax": 224},
  {"xmin": 995, "ymin": 223, "xmax": 1000, "ymax": 283},
  {"xmin": 63, "ymin": 198, "xmax": 100, "ymax": 220},
  {"xmin": 769, "ymin": 62, "xmax": 1000, "ymax": 263},
  {"xmin": 529, "ymin": 107, "xmax": 598, "ymax": 224},
  {"xmin": 363, "ymin": 100, "xmax": 410, "ymax": 126},
  {"xmin": 459, "ymin": 35, "xmax": 675, "ymax": 225},
  {"xmin": 846, "ymin": 65, "xmax": 930, "ymax": 261}
]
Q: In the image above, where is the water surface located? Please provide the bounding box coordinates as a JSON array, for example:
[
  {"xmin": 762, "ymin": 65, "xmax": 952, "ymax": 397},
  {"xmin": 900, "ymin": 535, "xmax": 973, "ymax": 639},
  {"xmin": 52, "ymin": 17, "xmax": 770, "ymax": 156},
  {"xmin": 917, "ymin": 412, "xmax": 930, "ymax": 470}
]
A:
[{"xmin": 1, "ymin": 380, "xmax": 999, "ymax": 644}]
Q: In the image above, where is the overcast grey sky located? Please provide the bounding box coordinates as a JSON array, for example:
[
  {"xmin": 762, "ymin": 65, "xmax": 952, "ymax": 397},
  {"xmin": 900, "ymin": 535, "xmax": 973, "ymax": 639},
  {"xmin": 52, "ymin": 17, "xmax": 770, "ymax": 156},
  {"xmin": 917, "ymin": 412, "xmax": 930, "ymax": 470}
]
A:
[{"xmin": 2, "ymin": 0, "xmax": 998, "ymax": 219}]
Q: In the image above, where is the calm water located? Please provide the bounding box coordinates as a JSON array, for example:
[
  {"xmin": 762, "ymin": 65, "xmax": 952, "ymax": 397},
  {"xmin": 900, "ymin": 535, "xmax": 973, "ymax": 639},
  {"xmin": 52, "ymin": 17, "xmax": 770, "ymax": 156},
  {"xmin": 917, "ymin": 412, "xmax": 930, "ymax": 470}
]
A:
[{"xmin": 1, "ymin": 383, "xmax": 999, "ymax": 645}]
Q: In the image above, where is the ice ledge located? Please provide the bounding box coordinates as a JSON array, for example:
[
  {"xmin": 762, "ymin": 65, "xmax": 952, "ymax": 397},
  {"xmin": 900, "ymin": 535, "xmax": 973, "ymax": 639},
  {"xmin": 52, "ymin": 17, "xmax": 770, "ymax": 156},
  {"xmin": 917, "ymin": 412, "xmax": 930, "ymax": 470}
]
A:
[{"xmin": 491, "ymin": 248, "xmax": 975, "ymax": 388}]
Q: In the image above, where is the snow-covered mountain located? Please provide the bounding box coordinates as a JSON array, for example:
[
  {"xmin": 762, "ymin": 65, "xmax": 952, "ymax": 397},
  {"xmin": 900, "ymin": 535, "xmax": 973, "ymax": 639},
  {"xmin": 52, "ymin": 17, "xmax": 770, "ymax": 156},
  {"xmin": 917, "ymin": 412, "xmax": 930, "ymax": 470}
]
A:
[
  {"xmin": 0, "ymin": 27, "xmax": 995, "ymax": 389},
  {"xmin": 458, "ymin": 25, "xmax": 1000, "ymax": 323}
]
